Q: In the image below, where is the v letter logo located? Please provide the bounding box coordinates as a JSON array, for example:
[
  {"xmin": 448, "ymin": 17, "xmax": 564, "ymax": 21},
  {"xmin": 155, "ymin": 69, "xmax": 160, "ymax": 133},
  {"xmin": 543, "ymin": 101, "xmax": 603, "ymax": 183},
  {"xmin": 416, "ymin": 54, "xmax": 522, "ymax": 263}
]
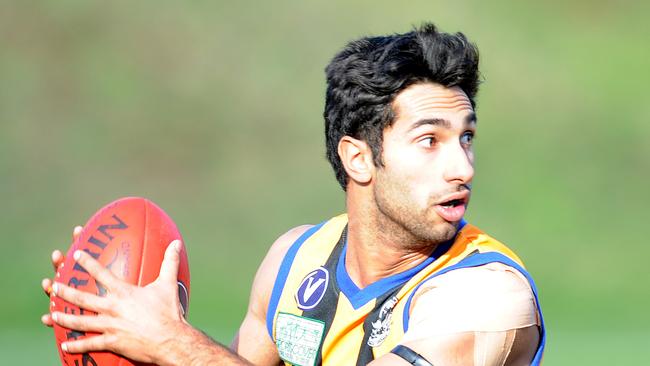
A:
[
  {"xmin": 302, "ymin": 277, "xmax": 326, "ymax": 303},
  {"xmin": 295, "ymin": 267, "xmax": 329, "ymax": 310}
]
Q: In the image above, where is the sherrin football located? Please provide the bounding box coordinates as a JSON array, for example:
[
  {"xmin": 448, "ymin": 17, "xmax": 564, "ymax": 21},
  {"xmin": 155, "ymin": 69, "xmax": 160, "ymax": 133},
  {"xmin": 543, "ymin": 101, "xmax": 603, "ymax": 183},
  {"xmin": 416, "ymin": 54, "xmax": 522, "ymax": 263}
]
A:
[{"xmin": 50, "ymin": 197, "xmax": 190, "ymax": 366}]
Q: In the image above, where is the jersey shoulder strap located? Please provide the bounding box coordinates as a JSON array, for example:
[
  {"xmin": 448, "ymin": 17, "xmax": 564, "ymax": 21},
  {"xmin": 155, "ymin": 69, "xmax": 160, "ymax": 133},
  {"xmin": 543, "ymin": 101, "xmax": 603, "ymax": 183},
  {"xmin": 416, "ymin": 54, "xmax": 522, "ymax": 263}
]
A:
[{"xmin": 265, "ymin": 214, "xmax": 348, "ymax": 339}]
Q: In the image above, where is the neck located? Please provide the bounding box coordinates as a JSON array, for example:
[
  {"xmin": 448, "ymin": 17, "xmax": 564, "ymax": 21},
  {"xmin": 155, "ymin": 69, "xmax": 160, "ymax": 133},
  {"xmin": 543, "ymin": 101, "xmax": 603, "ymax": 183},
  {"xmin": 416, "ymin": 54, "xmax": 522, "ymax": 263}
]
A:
[{"xmin": 344, "ymin": 187, "xmax": 440, "ymax": 288}]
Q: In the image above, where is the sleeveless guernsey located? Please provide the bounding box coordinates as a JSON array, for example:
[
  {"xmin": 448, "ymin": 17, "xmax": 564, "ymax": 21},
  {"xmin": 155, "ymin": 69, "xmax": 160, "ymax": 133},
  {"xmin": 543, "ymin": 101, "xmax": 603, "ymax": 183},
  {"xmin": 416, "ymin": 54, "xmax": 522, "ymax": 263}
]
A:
[{"xmin": 266, "ymin": 214, "xmax": 546, "ymax": 366}]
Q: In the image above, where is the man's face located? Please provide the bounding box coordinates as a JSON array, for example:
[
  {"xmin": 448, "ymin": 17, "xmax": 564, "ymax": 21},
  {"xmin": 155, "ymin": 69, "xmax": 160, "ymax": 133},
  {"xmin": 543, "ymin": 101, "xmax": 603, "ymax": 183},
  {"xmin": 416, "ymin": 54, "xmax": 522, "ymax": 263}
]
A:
[{"xmin": 373, "ymin": 82, "xmax": 476, "ymax": 245}]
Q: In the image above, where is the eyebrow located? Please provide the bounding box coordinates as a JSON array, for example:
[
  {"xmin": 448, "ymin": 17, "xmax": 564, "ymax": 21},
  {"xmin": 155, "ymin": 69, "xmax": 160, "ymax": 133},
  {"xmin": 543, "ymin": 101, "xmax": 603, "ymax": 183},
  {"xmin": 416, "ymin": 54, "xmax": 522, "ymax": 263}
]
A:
[
  {"xmin": 467, "ymin": 112, "xmax": 478, "ymax": 124},
  {"xmin": 409, "ymin": 113, "xmax": 477, "ymax": 131}
]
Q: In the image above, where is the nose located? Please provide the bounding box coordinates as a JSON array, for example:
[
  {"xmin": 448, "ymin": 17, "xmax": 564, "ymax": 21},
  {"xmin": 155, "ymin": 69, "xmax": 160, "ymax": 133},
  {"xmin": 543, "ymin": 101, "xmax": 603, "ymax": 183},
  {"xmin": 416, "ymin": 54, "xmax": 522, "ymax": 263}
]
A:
[{"xmin": 442, "ymin": 143, "xmax": 474, "ymax": 185}]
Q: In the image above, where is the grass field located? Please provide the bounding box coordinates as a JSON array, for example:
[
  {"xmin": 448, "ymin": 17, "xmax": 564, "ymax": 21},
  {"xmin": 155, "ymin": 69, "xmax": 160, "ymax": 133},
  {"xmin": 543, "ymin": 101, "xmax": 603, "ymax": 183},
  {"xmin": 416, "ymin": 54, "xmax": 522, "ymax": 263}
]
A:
[{"xmin": 1, "ymin": 1, "xmax": 649, "ymax": 364}]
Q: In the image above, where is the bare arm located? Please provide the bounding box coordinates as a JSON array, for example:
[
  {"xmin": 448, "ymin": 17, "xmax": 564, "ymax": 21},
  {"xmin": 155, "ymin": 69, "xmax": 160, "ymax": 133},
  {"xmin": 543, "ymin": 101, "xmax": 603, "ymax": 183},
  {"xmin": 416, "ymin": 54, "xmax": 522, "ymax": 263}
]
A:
[
  {"xmin": 230, "ymin": 225, "xmax": 313, "ymax": 365},
  {"xmin": 369, "ymin": 327, "xmax": 539, "ymax": 366},
  {"xmin": 47, "ymin": 226, "xmax": 312, "ymax": 366}
]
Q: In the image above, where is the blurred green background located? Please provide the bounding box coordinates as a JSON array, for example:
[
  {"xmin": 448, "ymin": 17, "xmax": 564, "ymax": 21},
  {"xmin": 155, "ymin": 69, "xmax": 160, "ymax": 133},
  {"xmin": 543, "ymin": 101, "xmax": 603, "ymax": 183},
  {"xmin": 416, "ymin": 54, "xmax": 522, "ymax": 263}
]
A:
[{"xmin": 1, "ymin": 0, "xmax": 648, "ymax": 364}]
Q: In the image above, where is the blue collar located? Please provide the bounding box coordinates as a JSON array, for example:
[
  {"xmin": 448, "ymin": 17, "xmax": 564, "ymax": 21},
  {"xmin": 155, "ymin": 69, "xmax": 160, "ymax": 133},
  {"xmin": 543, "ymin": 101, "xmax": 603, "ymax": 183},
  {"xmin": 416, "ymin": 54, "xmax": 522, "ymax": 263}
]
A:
[{"xmin": 336, "ymin": 219, "xmax": 466, "ymax": 309}]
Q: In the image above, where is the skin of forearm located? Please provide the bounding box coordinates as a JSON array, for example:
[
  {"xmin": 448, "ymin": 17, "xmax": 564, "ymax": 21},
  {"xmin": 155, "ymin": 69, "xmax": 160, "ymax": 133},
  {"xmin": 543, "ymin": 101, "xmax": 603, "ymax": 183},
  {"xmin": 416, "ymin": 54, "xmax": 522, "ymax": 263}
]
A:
[{"xmin": 156, "ymin": 322, "xmax": 254, "ymax": 366}]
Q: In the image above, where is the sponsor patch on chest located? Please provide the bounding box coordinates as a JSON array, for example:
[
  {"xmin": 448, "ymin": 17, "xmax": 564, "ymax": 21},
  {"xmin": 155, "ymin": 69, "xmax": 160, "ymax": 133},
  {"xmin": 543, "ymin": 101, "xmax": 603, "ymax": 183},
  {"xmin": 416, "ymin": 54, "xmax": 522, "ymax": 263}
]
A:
[{"xmin": 275, "ymin": 312, "xmax": 325, "ymax": 366}]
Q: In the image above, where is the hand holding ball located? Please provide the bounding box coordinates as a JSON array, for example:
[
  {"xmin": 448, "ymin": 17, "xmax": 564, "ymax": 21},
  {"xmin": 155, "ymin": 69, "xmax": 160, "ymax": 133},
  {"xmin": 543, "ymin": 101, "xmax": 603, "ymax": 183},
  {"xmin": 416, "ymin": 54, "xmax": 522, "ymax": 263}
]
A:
[{"xmin": 50, "ymin": 197, "xmax": 190, "ymax": 366}]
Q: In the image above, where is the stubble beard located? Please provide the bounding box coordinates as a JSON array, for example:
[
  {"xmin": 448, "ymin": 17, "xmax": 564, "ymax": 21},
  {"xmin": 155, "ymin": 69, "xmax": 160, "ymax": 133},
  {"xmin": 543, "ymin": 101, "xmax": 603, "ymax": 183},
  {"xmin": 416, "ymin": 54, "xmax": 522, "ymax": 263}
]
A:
[{"xmin": 372, "ymin": 175, "xmax": 459, "ymax": 251}]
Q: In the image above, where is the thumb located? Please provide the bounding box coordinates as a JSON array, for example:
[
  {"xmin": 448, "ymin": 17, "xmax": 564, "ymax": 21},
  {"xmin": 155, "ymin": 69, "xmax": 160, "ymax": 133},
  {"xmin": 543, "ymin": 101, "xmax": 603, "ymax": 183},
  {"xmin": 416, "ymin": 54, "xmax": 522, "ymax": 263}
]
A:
[{"xmin": 158, "ymin": 239, "xmax": 182, "ymax": 285}]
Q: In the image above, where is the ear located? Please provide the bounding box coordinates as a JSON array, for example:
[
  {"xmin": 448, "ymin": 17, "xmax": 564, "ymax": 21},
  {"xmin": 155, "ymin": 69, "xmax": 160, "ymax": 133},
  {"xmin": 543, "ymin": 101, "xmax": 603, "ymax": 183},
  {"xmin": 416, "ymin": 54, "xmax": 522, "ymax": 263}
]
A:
[{"xmin": 338, "ymin": 136, "xmax": 374, "ymax": 186}]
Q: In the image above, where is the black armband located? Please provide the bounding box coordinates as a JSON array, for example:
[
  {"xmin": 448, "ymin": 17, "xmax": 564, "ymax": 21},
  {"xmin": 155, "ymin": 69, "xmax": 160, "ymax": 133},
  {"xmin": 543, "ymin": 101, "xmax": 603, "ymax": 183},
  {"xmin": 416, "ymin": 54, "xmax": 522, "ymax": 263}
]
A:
[{"xmin": 390, "ymin": 345, "xmax": 434, "ymax": 366}]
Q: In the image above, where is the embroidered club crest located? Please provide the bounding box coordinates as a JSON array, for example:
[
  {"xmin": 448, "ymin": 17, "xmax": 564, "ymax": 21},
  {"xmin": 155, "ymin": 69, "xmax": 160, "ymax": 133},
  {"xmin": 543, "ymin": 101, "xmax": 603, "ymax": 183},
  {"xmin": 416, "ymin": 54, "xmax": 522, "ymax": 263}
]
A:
[{"xmin": 367, "ymin": 295, "xmax": 398, "ymax": 347}]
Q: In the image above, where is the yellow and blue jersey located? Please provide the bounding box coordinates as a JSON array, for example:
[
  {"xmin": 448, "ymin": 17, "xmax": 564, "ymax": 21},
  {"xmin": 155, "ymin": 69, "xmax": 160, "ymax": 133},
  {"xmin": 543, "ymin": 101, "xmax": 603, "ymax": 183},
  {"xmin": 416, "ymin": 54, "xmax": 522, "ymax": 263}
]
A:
[{"xmin": 266, "ymin": 214, "xmax": 546, "ymax": 366}]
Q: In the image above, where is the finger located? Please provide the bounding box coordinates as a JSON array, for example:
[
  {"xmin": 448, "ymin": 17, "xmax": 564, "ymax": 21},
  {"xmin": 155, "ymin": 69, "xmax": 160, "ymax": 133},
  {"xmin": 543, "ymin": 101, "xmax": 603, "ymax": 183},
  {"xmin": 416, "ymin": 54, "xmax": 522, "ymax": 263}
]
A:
[
  {"xmin": 73, "ymin": 250, "xmax": 120, "ymax": 292},
  {"xmin": 51, "ymin": 311, "xmax": 106, "ymax": 333},
  {"xmin": 52, "ymin": 282, "xmax": 110, "ymax": 313},
  {"xmin": 61, "ymin": 334, "xmax": 113, "ymax": 354},
  {"xmin": 41, "ymin": 313, "xmax": 54, "ymax": 327},
  {"xmin": 42, "ymin": 278, "xmax": 53, "ymax": 296},
  {"xmin": 51, "ymin": 250, "xmax": 65, "ymax": 272},
  {"xmin": 158, "ymin": 240, "xmax": 181, "ymax": 284},
  {"xmin": 72, "ymin": 225, "xmax": 83, "ymax": 241}
]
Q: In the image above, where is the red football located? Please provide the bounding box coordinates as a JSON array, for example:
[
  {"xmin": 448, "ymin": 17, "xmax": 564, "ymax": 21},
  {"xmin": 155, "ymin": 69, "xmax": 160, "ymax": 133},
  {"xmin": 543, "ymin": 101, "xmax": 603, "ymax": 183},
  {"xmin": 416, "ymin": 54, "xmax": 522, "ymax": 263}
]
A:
[{"xmin": 50, "ymin": 197, "xmax": 190, "ymax": 366}]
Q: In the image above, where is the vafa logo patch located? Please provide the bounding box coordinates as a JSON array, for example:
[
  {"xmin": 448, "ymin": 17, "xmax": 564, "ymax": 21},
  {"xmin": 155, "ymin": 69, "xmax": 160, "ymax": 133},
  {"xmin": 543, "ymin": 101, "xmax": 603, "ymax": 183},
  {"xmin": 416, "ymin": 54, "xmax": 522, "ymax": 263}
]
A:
[{"xmin": 295, "ymin": 267, "xmax": 329, "ymax": 310}]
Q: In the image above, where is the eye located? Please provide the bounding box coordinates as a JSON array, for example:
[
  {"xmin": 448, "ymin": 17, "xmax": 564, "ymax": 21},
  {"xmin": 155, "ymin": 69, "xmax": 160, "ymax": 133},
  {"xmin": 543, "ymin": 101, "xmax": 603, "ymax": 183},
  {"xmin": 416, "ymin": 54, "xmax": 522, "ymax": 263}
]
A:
[
  {"xmin": 417, "ymin": 136, "xmax": 437, "ymax": 148},
  {"xmin": 460, "ymin": 131, "xmax": 474, "ymax": 146}
]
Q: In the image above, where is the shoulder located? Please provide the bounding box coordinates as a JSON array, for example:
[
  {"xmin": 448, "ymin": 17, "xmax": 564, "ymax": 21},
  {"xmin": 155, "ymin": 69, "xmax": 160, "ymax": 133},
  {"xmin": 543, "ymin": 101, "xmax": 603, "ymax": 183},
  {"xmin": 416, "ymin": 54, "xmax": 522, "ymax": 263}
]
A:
[
  {"xmin": 257, "ymin": 214, "xmax": 347, "ymax": 276},
  {"xmin": 405, "ymin": 262, "xmax": 539, "ymax": 339},
  {"xmin": 263, "ymin": 225, "xmax": 314, "ymax": 267},
  {"xmin": 419, "ymin": 262, "xmax": 532, "ymax": 296},
  {"xmin": 248, "ymin": 225, "xmax": 314, "ymax": 312}
]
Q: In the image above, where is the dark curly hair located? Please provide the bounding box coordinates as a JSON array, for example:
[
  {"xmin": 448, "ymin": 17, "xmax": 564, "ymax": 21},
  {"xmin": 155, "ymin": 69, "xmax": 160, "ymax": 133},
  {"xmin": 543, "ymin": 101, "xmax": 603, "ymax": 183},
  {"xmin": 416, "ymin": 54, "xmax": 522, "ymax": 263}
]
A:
[{"xmin": 324, "ymin": 23, "xmax": 481, "ymax": 190}]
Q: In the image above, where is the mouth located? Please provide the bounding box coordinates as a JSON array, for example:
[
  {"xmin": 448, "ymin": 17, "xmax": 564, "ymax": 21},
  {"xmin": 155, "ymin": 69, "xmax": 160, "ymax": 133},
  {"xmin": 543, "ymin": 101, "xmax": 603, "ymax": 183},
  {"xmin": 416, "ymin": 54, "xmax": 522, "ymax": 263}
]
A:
[
  {"xmin": 436, "ymin": 191, "xmax": 469, "ymax": 207},
  {"xmin": 438, "ymin": 198, "xmax": 466, "ymax": 208},
  {"xmin": 433, "ymin": 191, "xmax": 470, "ymax": 222}
]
